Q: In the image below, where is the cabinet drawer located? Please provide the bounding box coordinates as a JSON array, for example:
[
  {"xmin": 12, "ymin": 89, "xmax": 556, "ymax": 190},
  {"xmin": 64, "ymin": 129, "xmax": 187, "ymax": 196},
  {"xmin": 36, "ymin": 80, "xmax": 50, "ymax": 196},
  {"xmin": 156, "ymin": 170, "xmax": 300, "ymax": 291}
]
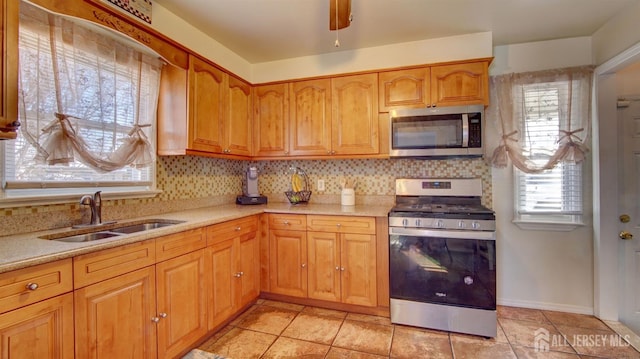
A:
[
  {"xmin": 156, "ymin": 228, "xmax": 206, "ymax": 262},
  {"xmin": 307, "ymin": 215, "xmax": 376, "ymax": 234},
  {"xmin": 73, "ymin": 239, "xmax": 156, "ymax": 288},
  {"xmin": 0, "ymin": 259, "xmax": 73, "ymax": 314},
  {"xmin": 207, "ymin": 216, "xmax": 258, "ymax": 245},
  {"xmin": 269, "ymin": 214, "xmax": 306, "ymax": 231}
]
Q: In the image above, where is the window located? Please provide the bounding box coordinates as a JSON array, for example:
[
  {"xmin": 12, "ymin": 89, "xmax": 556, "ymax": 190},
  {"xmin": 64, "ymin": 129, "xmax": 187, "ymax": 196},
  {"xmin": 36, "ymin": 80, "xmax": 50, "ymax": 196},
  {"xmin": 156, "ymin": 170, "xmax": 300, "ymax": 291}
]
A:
[
  {"xmin": 1, "ymin": 1, "xmax": 162, "ymax": 205},
  {"xmin": 514, "ymin": 81, "xmax": 584, "ymax": 227},
  {"xmin": 488, "ymin": 67, "xmax": 592, "ymax": 229}
]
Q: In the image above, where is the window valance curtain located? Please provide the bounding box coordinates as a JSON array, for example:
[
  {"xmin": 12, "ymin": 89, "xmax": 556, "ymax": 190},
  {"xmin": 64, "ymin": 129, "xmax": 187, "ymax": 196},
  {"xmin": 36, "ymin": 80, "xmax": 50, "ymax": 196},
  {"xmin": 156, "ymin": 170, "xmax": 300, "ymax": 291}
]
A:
[
  {"xmin": 486, "ymin": 66, "xmax": 594, "ymax": 174},
  {"xmin": 18, "ymin": 2, "xmax": 163, "ymax": 173}
]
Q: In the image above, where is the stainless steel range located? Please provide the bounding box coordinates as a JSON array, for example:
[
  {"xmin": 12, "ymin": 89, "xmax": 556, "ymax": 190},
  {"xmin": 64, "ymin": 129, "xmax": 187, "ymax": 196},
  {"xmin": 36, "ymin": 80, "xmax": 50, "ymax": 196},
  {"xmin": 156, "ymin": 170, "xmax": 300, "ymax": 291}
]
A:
[{"xmin": 388, "ymin": 178, "xmax": 497, "ymax": 338}]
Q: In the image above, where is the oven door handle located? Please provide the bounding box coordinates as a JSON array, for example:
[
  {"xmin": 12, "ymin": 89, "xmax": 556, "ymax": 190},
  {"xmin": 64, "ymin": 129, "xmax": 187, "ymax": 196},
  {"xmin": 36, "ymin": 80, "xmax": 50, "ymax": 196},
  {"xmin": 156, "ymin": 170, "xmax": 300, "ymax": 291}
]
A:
[{"xmin": 389, "ymin": 227, "xmax": 496, "ymax": 241}]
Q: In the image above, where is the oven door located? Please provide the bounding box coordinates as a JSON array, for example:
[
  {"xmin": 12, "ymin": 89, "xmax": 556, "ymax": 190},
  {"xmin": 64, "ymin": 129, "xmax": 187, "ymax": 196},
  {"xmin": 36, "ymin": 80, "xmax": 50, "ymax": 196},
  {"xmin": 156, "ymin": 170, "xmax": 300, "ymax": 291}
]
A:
[{"xmin": 389, "ymin": 227, "xmax": 496, "ymax": 310}]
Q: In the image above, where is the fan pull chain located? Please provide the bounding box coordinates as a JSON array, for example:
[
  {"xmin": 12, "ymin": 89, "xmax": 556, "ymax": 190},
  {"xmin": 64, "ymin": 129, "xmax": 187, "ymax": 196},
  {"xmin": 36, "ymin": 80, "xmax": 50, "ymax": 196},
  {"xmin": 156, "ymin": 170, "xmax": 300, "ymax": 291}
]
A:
[{"xmin": 334, "ymin": 0, "xmax": 340, "ymax": 47}]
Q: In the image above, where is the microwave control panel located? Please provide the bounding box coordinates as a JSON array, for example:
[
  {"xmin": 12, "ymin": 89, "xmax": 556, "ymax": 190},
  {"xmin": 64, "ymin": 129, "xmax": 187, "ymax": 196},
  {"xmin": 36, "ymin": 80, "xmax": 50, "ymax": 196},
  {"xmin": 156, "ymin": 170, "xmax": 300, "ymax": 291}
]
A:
[{"xmin": 468, "ymin": 116, "xmax": 482, "ymax": 148}]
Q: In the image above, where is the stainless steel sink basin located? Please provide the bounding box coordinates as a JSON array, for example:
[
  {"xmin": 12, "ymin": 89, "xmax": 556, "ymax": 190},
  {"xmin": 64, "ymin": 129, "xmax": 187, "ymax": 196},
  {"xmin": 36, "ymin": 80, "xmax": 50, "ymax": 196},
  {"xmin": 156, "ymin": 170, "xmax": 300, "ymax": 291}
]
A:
[
  {"xmin": 109, "ymin": 220, "xmax": 185, "ymax": 234},
  {"xmin": 52, "ymin": 231, "xmax": 122, "ymax": 242},
  {"xmin": 41, "ymin": 219, "xmax": 186, "ymax": 242}
]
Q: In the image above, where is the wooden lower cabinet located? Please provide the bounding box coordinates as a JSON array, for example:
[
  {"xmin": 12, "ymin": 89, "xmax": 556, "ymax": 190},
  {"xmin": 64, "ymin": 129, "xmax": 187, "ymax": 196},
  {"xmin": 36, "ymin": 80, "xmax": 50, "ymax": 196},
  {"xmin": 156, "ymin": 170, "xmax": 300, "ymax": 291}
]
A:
[
  {"xmin": 156, "ymin": 249, "xmax": 208, "ymax": 359},
  {"xmin": 206, "ymin": 218, "xmax": 260, "ymax": 330},
  {"xmin": 308, "ymin": 231, "xmax": 377, "ymax": 307},
  {"xmin": 268, "ymin": 229, "xmax": 308, "ymax": 298},
  {"xmin": 268, "ymin": 214, "xmax": 378, "ymax": 308},
  {"xmin": 74, "ymin": 266, "xmax": 158, "ymax": 359},
  {"xmin": 0, "ymin": 293, "xmax": 74, "ymax": 359}
]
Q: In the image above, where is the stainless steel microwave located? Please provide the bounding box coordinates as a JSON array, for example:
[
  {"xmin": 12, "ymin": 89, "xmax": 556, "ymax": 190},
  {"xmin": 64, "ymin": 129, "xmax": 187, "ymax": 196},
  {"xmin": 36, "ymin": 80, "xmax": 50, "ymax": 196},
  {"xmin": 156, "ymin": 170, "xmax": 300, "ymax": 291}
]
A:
[{"xmin": 389, "ymin": 105, "xmax": 484, "ymax": 158}]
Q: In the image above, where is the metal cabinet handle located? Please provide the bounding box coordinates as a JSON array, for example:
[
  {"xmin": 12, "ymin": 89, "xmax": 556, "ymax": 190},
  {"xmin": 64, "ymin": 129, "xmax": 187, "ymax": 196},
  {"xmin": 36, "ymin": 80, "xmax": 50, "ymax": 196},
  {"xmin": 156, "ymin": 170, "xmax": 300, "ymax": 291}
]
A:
[
  {"xmin": 301, "ymin": 263, "xmax": 306, "ymax": 268},
  {"xmin": 283, "ymin": 221, "xmax": 290, "ymax": 225},
  {"xmin": 340, "ymin": 267, "xmax": 345, "ymax": 271},
  {"xmin": 234, "ymin": 272, "xmax": 241, "ymax": 278},
  {"xmin": 159, "ymin": 312, "xmax": 167, "ymax": 318},
  {"xmin": 151, "ymin": 317, "xmax": 160, "ymax": 323},
  {"xmin": 235, "ymin": 226, "xmax": 241, "ymax": 231},
  {"xmin": 336, "ymin": 223, "xmax": 342, "ymax": 227},
  {"xmin": 335, "ymin": 266, "xmax": 340, "ymax": 271},
  {"xmin": 26, "ymin": 283, "xmax": 39, "ymax": 291}
]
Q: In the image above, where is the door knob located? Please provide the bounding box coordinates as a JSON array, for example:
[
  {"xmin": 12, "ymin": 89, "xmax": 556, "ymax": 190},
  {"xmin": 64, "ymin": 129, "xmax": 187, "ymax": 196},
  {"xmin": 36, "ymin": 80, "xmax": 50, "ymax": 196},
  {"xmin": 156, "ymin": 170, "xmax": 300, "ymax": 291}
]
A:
[
  {"xmin": 619, "ymin": 231, "xmax": 634, "ymax": 240},
  {"xmin": 620, "ymin": 214, "xmax": 631, "ymax": 223}
]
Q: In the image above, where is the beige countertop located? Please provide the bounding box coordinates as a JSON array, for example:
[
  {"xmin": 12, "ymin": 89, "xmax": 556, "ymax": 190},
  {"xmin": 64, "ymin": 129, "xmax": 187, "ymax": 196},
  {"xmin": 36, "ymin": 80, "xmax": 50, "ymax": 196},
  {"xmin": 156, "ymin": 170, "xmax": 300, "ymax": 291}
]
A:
[{"xmin": 0, "ymin": 202, "xmax": 392, "ymax": 274}]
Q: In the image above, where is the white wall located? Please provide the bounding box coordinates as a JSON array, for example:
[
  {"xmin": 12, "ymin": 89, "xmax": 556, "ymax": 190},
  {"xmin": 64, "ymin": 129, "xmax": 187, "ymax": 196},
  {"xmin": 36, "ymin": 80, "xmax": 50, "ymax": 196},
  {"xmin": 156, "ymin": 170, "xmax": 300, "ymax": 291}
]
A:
[
  {"xmin": 592, "ymin": 1, "xmax": 640, "ymax": 66},
  {"xmin": 252, "ymin": 32, "xmax": 493, "ymax": 83},
  {"xmin": 150, "ymin": 2, "xmax": 252, "ymax": 80},
  {"xmin": 488, "ymin": 38, "xmax": 595, "ymax": 314}
]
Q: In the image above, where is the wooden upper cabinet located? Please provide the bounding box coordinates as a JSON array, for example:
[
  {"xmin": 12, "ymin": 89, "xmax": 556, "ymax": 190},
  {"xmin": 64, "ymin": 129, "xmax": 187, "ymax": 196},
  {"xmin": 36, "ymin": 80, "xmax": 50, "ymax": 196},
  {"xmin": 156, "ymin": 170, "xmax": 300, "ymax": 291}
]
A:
[
  {"xmin": 331, "ymin": 73, "xmax": 379, "ymax": 155},
  {"xmin": 379, "ymin": 67, "xmax": 431, "ymax": 112},
  {"xmin": 253, "ymin": 83, "xmax": 289, "ymax": 157},
  {"xmin": 289, "ymin": 79, "xmax": 332, "ymax": 156},
  {"xmin": 0, "ymin": 0, "xmax": 19, "ymax": 140},
  {"xmin": 430, "ymin": 61, "xmax": 489, "ymax": 107},
  {"xmin": 378, "ymin": 60, "xmax": 490, "ymax": 112},
  {"xmin": 226, "ymin": 75, "xmax": 252, "ymax": 156},
  {"xmin": 188, "ymin": 55, "xmax": 225, "ymax": 153}
]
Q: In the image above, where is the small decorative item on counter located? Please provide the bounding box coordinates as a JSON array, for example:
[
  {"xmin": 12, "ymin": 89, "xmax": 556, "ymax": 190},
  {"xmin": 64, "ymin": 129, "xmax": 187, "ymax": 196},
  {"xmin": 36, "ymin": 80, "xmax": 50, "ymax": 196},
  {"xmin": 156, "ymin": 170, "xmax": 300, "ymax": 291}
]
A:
[
  {"xmin": 340, "ymin": 178, "xmax": 357, "ymax": 206},
  {"xmin": 285, "ymin": 167, "xmax": 312, "ymax": 204}
]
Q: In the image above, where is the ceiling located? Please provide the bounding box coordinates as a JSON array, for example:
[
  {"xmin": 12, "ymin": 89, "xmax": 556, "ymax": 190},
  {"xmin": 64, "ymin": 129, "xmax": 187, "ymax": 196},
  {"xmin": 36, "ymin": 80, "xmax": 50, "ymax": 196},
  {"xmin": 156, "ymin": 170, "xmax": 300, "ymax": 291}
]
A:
[{"xmin": 154, "ymin": 0, "xmax": 640, "ymax": 64}]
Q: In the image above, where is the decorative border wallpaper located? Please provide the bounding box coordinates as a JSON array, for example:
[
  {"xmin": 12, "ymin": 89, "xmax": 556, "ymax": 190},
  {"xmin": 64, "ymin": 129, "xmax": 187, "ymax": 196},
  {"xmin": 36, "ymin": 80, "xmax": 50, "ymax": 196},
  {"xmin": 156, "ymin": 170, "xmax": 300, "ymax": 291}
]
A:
[{"xmin": 0, "ymin": 156, "xmax": 491, "ymax": 235}]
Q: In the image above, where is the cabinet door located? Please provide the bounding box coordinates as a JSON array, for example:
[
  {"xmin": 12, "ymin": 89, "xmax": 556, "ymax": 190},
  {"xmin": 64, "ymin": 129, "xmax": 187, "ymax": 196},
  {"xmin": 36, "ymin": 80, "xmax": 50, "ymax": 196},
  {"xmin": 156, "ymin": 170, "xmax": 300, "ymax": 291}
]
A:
[
  {"xmin": 430, "ymin": 61, "xmax": 489, "ymax": 107},
  {"xmin": 0, "ymin": 0, "xmax": 18, "ymax": 140},
  {"xmin": 340, "ymin": 233, "xmax": 377, "ymax": 307},
  {"xmin": 156, "ymin": 250, "xmax": 208, "ymax": 359},
  {"xmin": 307, "ymin": 231, "xmax": 340, "ymax": 303},
  {"xmin": 0, "ymin": 293, "xmax": 74, "ymax": 359},
  {"xmin": 206, "ymin": 238, "xmax": 236, "ymax": 330},
  {"xmin": 188, "ymin": 55, "xmax": 225, "ymax": 153},
  {"xmin": 378, "ymin": 67, "xmax": 430, "ymax": 112},
  {"xmin": 238, "ymin": 232, "xmax": 260, "ymax": 307},
  {"xmin": 226, "ymin": 75, "xmax": 252, "ymax": 156},
  {"xmin": 331, "ymin": 73, "xmax": 379, "ymax": 155},
  {"xmin": 289, "ymin": 79, "xmax": 332, "ymax": 156},
  {"xmin": 75, "ymin": 266, "xmax": 157, "ymax": 359},
  {"xmin": 253, "ymin": 83, "xmax": 289, "ymax": 157},
  {"xmin": 269, "ymin": 229, "xmax": 308, "ymax": 297}
]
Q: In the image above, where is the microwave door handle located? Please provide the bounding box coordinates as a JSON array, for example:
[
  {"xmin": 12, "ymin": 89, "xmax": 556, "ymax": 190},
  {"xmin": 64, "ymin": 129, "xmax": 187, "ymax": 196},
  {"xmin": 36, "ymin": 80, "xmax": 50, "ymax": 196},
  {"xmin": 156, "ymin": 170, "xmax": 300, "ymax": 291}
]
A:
[{"xmin": 462, "ymin": 114, "xmax": 469, "ymax": 147}]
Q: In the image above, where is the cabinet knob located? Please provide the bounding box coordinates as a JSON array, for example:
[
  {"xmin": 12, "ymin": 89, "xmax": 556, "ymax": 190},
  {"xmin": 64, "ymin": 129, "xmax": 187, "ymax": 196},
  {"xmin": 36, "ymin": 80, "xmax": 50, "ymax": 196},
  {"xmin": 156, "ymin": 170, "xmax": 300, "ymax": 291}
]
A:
[
  {"xmin": 340, "ymin": 267, "xmax": 345, "ymax": 271},
  {"xmin": 335, "ymin": 266, "xmax": 340, "ymax": 271},
  {"xmin": 235, "ymin": 226, "xmax": 241, "ymax": 231},
  {"xmin": 283, "ymin": 221, "xmax": 290, "ymax": 225},
  {"xmin": 151, "ymin": 317, "xmax": 160, "ymax": 323},
  {"xmin": 234, "ymin": 272, "xmax": 242, "ymax": 278},
  {"xmin": 159, "ymin": 312, "xmax": 167, "ymax": 318},
  {"xmin": 301, "ymin": 263, "xmax": 307, "ymax": 268},
  {"xmin": 284, "ymin": 151, "xmax": 289, "ymax": 155},
  {"xmin": 25, "ymin": 283, "xmax": 39, "ymax": 291},
  {"xmin": 239, "ymin": 271, "xmax": 244, "ymax": 276},
  {"xmin": 336, "ymin": 223, "xmax": 342, "ymax": 227}
]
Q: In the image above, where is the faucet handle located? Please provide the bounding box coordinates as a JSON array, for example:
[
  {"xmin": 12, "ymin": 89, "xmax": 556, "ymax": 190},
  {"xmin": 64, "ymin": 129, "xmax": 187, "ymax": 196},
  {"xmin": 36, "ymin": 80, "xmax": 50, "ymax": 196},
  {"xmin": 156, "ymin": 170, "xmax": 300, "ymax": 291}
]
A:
[{"xmin": 79, "ymin": 195, "xmax": 93, "ymax": 206}]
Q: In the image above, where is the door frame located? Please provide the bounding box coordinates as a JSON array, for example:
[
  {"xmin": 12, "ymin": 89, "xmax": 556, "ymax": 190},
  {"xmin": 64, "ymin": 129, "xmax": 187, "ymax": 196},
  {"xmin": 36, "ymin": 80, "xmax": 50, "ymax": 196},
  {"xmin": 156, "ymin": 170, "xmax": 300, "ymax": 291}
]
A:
[{"xmin": 594, "ymin": 41, "xmax": 640, "ymax": 321}]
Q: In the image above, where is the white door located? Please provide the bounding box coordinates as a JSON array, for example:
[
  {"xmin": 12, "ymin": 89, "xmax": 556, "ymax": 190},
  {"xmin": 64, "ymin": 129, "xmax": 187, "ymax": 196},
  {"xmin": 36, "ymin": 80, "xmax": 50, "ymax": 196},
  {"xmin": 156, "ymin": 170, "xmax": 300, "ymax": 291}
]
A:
[{"xmin": 618, "ymin": 97, "xmax": 640, "ymax": 334}]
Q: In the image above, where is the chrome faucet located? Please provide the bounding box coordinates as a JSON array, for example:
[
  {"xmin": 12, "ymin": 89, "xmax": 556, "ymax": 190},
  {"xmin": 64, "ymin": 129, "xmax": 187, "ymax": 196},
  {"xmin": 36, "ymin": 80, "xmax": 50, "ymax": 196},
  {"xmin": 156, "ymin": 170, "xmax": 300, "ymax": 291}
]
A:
[{"xmin": 79, "ymin": 191, "xmax": 102, "ymax": 225}]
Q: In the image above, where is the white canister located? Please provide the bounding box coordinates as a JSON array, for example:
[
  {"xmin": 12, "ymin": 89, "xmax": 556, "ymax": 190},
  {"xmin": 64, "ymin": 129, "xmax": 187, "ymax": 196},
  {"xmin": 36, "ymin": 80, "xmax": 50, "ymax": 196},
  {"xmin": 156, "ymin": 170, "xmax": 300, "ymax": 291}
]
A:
[{"xmin": 341, "ymin": 188, "xmax": 355, "ymax": 206}]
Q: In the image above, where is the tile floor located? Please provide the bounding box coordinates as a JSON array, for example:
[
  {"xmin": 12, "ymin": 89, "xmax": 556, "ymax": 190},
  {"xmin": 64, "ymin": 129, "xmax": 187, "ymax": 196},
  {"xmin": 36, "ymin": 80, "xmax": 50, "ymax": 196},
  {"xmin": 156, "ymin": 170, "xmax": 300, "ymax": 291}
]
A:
[{"xmin": 196, "ymin": 300, "xmax": 640, "ymax": 358}]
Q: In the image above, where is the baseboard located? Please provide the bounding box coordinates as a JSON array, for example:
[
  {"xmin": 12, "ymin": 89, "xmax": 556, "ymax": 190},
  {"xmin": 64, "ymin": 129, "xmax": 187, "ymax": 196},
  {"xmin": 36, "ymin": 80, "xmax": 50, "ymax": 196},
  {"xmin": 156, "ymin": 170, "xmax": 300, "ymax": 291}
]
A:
[{"xmin": 497, "ymin": 298, "xmax": 593, "ymax": 315}]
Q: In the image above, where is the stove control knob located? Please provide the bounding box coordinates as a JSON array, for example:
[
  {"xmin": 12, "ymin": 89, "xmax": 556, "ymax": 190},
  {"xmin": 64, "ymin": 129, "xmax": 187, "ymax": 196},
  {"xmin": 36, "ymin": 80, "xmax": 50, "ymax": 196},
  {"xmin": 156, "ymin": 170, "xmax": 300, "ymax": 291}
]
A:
[
  {"xmin": 402, "ymin": 218, "xmax": 409, "ymax": 227},
  {"xmin": 415, "ymin": 219, "xmax": 422, "ymax": 227},
  {"xmin": 471, "ymin": 221, "xmax": 481, "ymax": 230},
  {"xmin": 435, "ymin": 220, "xmax": 444, "ymax": 228},
  {"xmin": 458, "ymin": 220, "xmax": 466, "ymax": 229}
]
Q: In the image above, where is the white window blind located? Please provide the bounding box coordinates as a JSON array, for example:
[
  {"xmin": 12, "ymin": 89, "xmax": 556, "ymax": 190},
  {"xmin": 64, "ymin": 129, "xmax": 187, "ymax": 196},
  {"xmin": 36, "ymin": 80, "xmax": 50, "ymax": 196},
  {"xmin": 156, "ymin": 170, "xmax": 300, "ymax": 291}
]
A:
[
  {"xmin": 515, "ymin": 82, "xmax": 583, "ymax": 224},
  {"xmin": 1, "ymin": 1, "xmax": 162, "ymax": 202}
]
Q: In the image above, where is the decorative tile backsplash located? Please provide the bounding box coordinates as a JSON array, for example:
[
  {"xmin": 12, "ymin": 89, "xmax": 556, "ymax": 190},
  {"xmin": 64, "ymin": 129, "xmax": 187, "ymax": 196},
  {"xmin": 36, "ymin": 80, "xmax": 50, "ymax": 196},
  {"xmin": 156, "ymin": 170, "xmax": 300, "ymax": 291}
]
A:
[{"xmin": 0, "ymin": 155, "xmax": 491, "ymax": 235}]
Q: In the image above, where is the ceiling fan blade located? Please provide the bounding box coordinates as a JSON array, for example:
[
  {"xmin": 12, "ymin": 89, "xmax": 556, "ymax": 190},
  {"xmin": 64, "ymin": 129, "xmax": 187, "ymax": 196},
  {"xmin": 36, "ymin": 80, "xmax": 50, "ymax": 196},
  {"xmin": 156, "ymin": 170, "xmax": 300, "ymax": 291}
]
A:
[{"xmin": 329, "ymin": 0, "xmax": 351, "ymax": 31}]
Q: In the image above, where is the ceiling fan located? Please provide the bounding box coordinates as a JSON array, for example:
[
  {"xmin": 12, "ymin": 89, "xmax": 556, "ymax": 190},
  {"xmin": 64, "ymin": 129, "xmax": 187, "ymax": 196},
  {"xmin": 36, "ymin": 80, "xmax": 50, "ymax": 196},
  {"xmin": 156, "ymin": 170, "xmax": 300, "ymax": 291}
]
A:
[{"xmin": 329, "ymin": 0, "xmax": 352, "ymax": 31}]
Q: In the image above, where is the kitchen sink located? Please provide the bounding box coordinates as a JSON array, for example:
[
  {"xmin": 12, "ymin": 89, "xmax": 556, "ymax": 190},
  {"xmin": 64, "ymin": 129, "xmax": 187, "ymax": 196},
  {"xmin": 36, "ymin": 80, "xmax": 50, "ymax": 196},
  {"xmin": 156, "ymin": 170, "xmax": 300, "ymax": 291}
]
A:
[
  {"xmin": 52, "ymin": 231, "xmax": 122, "ymax": 243},
  {"xmin": 41, "ymin": 219, "xmax": 186, "ymax": 242},
  {"xmin": 109, "ymin": 220, "xmax": 185, "ymax": 234}
]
